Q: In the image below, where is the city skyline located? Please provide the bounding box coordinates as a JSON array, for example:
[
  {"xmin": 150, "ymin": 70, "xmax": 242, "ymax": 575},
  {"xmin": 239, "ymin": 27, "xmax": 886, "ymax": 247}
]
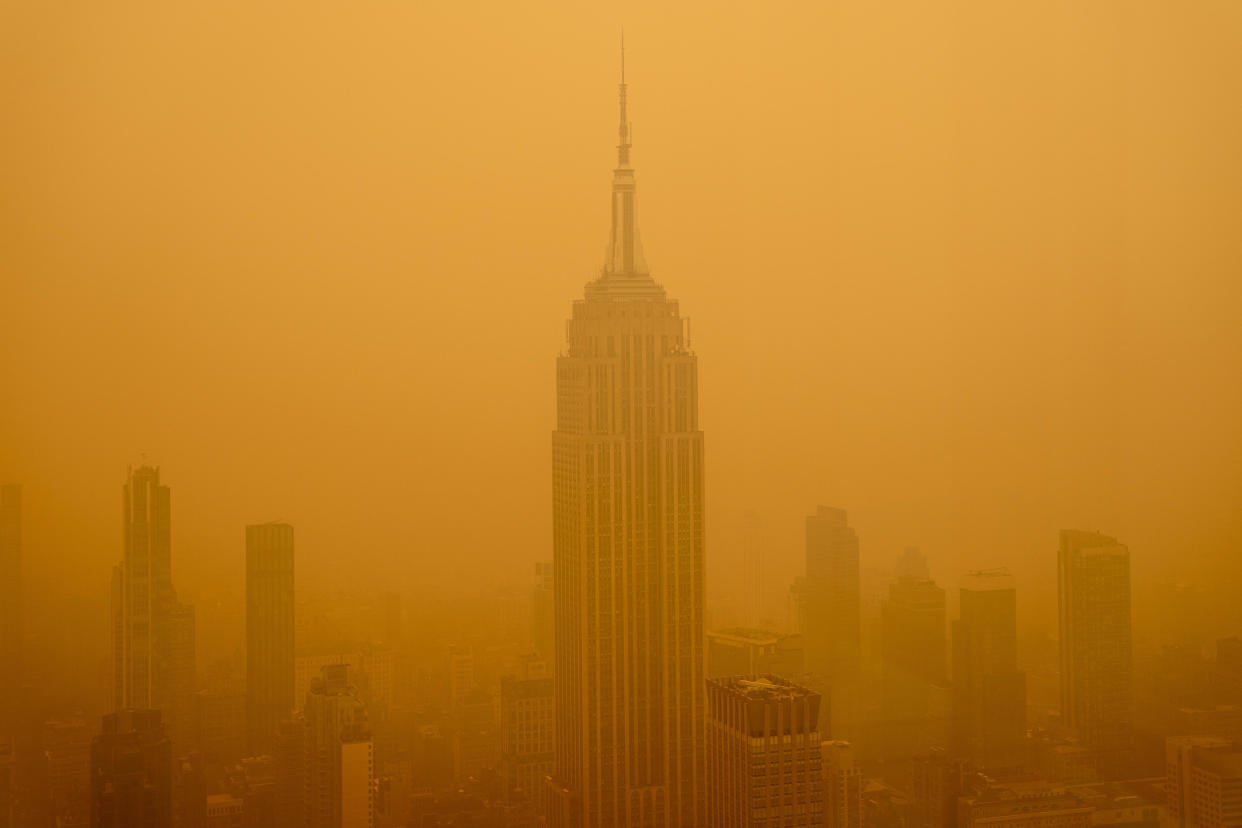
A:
[{"xmin": 2, "ymin": 7, "xmax": 1241, "ymax": 828}]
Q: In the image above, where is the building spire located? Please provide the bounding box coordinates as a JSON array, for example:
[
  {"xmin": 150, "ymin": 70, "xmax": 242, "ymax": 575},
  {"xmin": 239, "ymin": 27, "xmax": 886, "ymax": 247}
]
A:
[
  {"xmin": 601, "ymin": 33, "xmax": 648, "ymax": 279},
  {"xmin": 617, "ymin": 32, "xmax": 630, "ymax": 169}
]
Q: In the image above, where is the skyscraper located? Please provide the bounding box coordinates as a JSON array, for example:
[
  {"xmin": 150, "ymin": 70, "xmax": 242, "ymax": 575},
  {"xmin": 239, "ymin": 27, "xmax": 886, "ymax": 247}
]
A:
[
  {"xmin": 1058, "ymin": 530, "xmax": 1133, "ymax": 777},
  {"xmin": 881, "ymin": 555, "xmax": 946, "ymax": 757},
  {"xmin": 804, "ymin": 506, "xmax": 861, "ymax": 736},
  {"xmin": 952, "ymin": 571, "xmax": 1026, "ymax": 771},
  {"xmin": 246, "ymin": 522, "xmax": 295, "ymax": 757},
  {"xmin": 111, "ymin": 466, "xmax": 197, "ymax": 751},
  {"xmin": 705, "ymin": 676, "xmax": 823, "ymax": 828},
  {"xmin": 0, "ymin": 484, "xmax": 20, "ymax": 745},
  {"xmin": 822, "ymin": 742, "xmax": 861, "ymax": 828},
  {"xmin": 300, "ymin": 664, "xmax": 374, "ymax": 828},
  {"xmin": 89, "ymin": 709, "xmax": 173, "ymax": 828},
  {"xmin": 549, "ymin": 57, "xmax": 706, "ymax": 828}
]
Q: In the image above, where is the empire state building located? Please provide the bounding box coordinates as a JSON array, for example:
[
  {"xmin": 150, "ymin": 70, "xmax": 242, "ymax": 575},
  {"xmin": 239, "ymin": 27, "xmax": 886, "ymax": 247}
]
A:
[{"xmin": 548, "ymin": 59, "xmax": 706, "ymax": 828}]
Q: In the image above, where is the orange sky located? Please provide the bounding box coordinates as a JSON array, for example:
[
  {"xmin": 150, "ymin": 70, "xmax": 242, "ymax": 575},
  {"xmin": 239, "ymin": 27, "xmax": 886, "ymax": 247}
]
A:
[{"xmin": 2, "ymin": 1, "xmax": 1240, "ymax": 634}]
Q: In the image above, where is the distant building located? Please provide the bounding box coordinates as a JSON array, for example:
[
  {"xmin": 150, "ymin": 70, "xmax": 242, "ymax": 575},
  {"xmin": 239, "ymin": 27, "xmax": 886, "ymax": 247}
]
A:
[
  {"xmin": 193, "ymin": 689, "xmax": 246, "ymax": 763},
  {"xmin": 881, "ymin": 559, "xmax": 946, "ymax": 757},
  {"xmin": 822, "ymin": 741, "xmax": 861, "ymax": 828},
  {"xmin": 300, "ymin": 664, "xmax": 374, "ymax": 828},
  {"xmin": 1166, "ymin": 736, "xmax": 1242, "ymax": 828},
  {"xmin": 705, "ymin": 676, "xmax": 823, "ymax": 827},
  {"xmin": 246, "ymin": 522, "xmax": 295, "ymax": 757},
  {"xmin": 956, "ymin": 781, "xmax": 1092, "ymax": 828},
  {"xmin": 953, "ymin": 571, "xmax": 1026, "ymax": 771},
  {"xmin": 89, "ymin": 709, "xmax": 172, "ymax": 828},
  {"xmin": 532, "ymin": 563, "xmax": 554, "ymax": 671},
  {"xmin": 910, "ymin": 749, "xmax": 969, "ymax": 828},
  {"xmin": 500, "ymin": 672, "xmax": 553, "ymax": 815},
  {"xmin": 1058, "ymin": 530, "xmax": 1133, "ymax": 777},
  {"xmin": 205, "ymin": 793, "xmax": 243, "ymax": 828},
  {"xmin": 707, "ymin": 629, "xmax": 805, "ymax": 680},
  {"xmin": 43, "ymin": 718, "xmax": 91, "ymax": 827},
  {"xmin": 804, "ymin": 507, "xmax": 861, "ymax": 737},
  {"xmin": 111, "ymin": 466, "xmax": 196, "ymax": 751}
]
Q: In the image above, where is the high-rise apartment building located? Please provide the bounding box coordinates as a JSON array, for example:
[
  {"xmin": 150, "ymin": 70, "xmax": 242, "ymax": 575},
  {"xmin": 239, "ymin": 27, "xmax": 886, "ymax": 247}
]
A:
[
  {"xmin": 297, "ymin": 664, "xmax": 374, "ymax": 828},
  {"xmin": 0, "ymin": 484, "xmax": 20, "ymax": 745},
  {"xmin": 804, "ymin": 507, "xmax": 861, "ymax": 737},
  {"xmin": 548, "ymin": 61, "xmax": 706, "ymax": 828},
  {"xmin": 89, "ymin": 709, "xmax": 173, "ymax": 828},
  {"xmin": 881, "ymin": 563, "xmax": 946, "ymax": 757},
  {"xmin": 1058, "ymin": 530, "xmax": 1133, "ymax": 777},
  {"xmin": 822, "ymin": 742, "xmax": 861, "ymax": 828},
  {"xmin": 246, "ymin": 522, "xmax": 295, "ymax": 757},
  {"xmin": 1165, "ymin": 736, "xmax": 1242, "ymax": 828},
  {"xmin": 705, "ymin": 676, "xmax": 823, "ymax": 828},
  {"xmin": 953, "ymin": 571, "xmax": 1026, "ymax": 771},
  {"xmin": 111, "ymin": 466, "xmax": 196, "ymax": 750}
]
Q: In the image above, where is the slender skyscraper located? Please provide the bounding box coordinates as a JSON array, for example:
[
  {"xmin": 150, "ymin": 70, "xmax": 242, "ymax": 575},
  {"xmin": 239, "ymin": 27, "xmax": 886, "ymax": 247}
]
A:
[
  {"xmin": 804, "ymin": 506, "xmax": 861, "ymax": 736},
  {"xmin": 111, "ymin": 466, "xmax": 196, "ymax": 751},
  {"xmin": 549, "ymin": 52, "xmax": 706, "ymax": 828},
  {"xmin": 0, "ymin": 484, "xmax": 20, "ymax": 744},
  {"xmin": 881, "ymin": 552, "xmax": 946, "ymax": 757},
  {"xmin": 952, "ymin": 571, "xmax": 1026, "ymax": 771},
  {"xmin": 246, "ymin": 522, "xmax": 295, "ymax": 757},
  {"xmin": 1058, "ymin": 530, "xmax": 1132, "ymax": 777}
]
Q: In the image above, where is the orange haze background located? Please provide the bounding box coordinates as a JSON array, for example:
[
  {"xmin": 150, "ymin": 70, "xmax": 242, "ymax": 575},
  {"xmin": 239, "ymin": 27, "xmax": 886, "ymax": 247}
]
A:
[{"xmin": 2, "ymin": 2, "xmax": 1241, "ymax": 643}]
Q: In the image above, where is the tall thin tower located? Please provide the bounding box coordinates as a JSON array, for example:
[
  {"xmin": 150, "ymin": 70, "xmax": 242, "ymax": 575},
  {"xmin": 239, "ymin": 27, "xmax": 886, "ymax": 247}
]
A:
[
  {"xmin": 549, "ymin": 48, "xmax": 706, "ymax": 828},
  {"xmin": 112, "ymin": 466, "xmax": 196, "ymax": 750},
  {"xmin": 246, "ymin": 522, "xmax": 295, "ymax": 757},
  {"xmin": 1058, "ymin": 529, "xmax": 1132, "ymax": 777}
]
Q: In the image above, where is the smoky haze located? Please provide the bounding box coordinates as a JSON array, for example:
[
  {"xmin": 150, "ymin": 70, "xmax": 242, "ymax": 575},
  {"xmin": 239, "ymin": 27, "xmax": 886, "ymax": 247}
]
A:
[{"xmin": 2, "ymin": 0, "xmax": 1241, "ymax": 661}]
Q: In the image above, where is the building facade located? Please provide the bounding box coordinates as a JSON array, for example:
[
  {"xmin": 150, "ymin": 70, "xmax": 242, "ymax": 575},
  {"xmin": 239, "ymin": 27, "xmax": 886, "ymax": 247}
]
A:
[
  {"xmin": 804, "ymin": 507, "xmax": 861, "ymax": 737},
  {"xmin": 705, "ymin": 676, "xmax": 823, "ymax": 828},
  {"xmin": 1165, "ymin": 736, "xmax": 1242, "ymax": 828},
  {"xmin": 111, "ymin": 466, "xmax": 196, "ymax": 751},
  {"xmin": 953, "ymin": 571, "xmax": 1026, "ymax": 771},
  {"xmin": 89, "ymin": 709, "xmax": 172, "ymax": 828},
  {"xmin": 549, "ymin": 64, "xmax": 706, "ymax": 828},
  {"xmin": 246, "ymin": 522, "xmax": 295, "ymax": 757},
  {"xmin": 1058, "ymin": 530, "xmax": 1133, "ymax": 777},
  {"xmin": 822, "ymin": 742, "xmax": 861, "ymax": 828}
]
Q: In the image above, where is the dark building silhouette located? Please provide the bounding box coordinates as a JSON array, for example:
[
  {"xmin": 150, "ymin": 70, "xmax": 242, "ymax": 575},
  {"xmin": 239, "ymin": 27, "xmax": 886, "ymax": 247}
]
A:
[
  {"xmin": 245, "ymin": 522, "xmax": 295, "ymax": 757},
  {"xmin": 111, "ymin": 466, "xmax": 196, "ymax": 751},
  {"xmin": 1058, "ymin": 530, "xmax": 1133, "ymax": 778},
  {"xmin": 89, "ymin": 709, "xmax": 172, "ymax": 828},
  {"xmin": 881, "ymin": 553, "xmax": 947, "ymax": 757},
  {"xmin": 804, "ymin": 506, "xmax": 861, "ymax": 736},
  {"xmin": 548, "ymin": 57, "xmax": 706, "ymax": 827},
  {"xmin": 953, "ymin": 571, "xmax": 1026, "ymax": 771}
]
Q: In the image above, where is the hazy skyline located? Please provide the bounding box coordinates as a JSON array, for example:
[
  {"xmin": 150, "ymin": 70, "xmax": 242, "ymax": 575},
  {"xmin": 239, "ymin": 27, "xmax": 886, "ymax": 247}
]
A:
[{"xmin": 3, "ymin": 2, "xmax": 1240, "ymax": 641}]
